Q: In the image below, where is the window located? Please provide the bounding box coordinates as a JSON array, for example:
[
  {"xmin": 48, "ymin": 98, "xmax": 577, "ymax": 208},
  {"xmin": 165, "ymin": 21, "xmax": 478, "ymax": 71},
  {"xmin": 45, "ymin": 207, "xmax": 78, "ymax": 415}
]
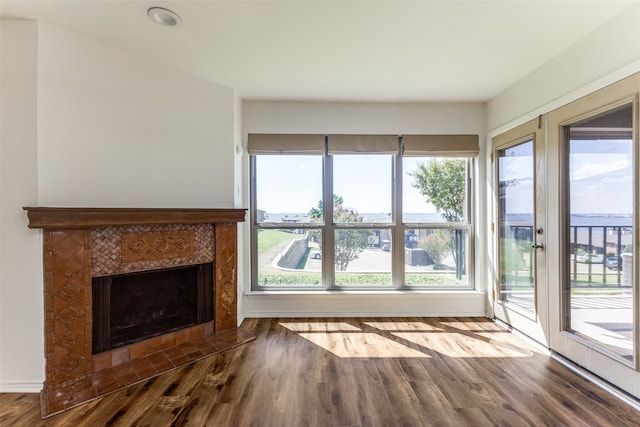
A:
[{"xmin": 249, "ymin": 133, "xmax": 478, "ymax": 290}]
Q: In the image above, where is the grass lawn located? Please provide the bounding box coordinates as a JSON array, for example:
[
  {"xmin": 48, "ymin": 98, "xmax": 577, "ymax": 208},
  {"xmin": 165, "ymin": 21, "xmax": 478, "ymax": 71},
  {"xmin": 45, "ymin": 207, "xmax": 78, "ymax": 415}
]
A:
[{"xmin": 258, "ymin": 229, "xmax": 299, "ymax": 251}]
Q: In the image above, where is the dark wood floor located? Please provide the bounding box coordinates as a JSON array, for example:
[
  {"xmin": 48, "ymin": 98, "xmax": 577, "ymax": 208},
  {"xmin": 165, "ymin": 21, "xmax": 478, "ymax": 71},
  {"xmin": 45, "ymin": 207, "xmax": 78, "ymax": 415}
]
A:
[{"xmin": 1, "ymin": 317, "xmax": 639, "ymax": 426}]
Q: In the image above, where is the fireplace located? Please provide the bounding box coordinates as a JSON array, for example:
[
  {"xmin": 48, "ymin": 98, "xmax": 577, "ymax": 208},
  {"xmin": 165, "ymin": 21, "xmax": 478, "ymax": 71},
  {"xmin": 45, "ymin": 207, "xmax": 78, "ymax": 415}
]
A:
[
  {"xmin": 24, "ymin": 207, "xmax": 253, "ymax": 418},
  {"xmin": 92, "ymin": 263, "xmax": 214, "ymax": 354}
]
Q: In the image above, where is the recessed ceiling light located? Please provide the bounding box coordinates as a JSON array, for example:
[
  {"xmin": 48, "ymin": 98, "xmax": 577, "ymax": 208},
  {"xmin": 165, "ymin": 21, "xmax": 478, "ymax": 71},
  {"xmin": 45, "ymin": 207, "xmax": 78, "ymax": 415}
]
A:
[{"xmin": 147, "ymin": 7, "xmax": 182, "ymax": 27}]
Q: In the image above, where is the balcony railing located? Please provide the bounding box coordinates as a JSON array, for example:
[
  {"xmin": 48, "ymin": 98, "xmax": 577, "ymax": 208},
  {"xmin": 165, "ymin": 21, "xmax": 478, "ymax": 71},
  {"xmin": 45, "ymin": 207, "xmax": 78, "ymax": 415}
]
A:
[{"xmin": 505, "ymin": 224, "xmax": 632, "ymax": 288}]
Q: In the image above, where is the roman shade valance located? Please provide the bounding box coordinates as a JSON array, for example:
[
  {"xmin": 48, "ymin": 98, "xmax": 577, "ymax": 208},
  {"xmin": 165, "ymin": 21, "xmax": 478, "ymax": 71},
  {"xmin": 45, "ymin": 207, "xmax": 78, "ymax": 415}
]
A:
[
  {"xmin": 247, "ymin": 134, "xmax": 325, "ymax": 155},
  {"xmin": 402, "ymin": 134, "xmax": 479, "ymax": 157},
  {"xmin": 327, "ymin": 134, "xmax": 399, "ymax": 154}
]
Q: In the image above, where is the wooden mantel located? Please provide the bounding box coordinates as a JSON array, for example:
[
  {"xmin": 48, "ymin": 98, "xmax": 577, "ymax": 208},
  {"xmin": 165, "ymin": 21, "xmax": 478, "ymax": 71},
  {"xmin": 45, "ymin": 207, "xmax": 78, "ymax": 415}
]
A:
[{"xmin": 23, "ymin": 207, "xmax": 246, "ymax": 228}]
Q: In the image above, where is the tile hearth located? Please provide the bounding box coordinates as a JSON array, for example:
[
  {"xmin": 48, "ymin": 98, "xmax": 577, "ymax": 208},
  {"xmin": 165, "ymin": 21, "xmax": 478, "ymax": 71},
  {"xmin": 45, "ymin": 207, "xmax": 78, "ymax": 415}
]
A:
[{"xmin": 44, "ymin": 327, "xmax": 254, "ymax": 416}]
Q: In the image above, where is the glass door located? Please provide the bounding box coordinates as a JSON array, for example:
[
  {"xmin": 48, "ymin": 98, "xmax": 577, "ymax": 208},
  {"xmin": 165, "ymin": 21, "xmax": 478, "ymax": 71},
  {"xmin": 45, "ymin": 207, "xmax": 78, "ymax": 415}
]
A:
[
  {"xmin": 493, "ymin": 118, "xmax": 547, "ymax": 344},
  {"xmin": 547, "ymin": 73, "xmax": 639, "ymax": 398}
]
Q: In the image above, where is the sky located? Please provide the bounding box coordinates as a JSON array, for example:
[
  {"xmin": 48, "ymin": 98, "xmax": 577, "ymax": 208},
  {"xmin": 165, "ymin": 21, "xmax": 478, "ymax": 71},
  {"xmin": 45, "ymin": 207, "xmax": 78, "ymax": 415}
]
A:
[
  {"xmin": 499, "ymin": 138, "xmax": 633, "ymax": 215},
  {"xmin": 255, "ymin": 155, "xmax": 440, "ymax": 216}
]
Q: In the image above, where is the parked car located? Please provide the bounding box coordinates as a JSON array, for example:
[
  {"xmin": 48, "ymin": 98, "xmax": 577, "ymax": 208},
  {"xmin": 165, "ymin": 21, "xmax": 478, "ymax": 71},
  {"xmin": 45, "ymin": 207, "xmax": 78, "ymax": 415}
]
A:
[
  {"xmin": 575, "ymin": 253, "xmax": 603, "ymax": 263},
  {"xmin": 606, "ymin": 256, "xmax": 622, "ymax": 270},
  {"xmin": 310, "ymin": 251, "xmax": 322, "ymax": 259}
]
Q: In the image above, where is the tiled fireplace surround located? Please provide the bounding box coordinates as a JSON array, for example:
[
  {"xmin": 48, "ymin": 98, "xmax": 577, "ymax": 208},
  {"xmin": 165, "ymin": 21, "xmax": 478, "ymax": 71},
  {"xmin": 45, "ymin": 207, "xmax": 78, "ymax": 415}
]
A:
[{"xmin": 24, "ymin": 207, "xmax": 254, "ymax": 418}]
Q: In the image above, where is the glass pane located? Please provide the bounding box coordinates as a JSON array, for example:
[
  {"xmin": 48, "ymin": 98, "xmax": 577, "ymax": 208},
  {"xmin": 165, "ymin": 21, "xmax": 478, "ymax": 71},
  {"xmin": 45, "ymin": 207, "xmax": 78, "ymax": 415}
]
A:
[
  {"xmin": 566, "ymin": 103, "xmax": 634, "ymax": 362},
  {"xmin": 255, "ymin": 155, "xmax": 323, "ymax": 224},
  {"xmin": 333, "ymin": 155, "xmax": 392, "ymax": 223},
  {"xmin": 334, "ymin": 229, "xmax": 392, "ymax": 286},
  {"xmin": 497, "ymin": 141, "xmax": 535, "ymax": 313},
  {"xmin": 256, "ymin": 229, "xmax": 322, "ymax": 287},
  {"xmin": 405, "ymin": 228, "xmax": 470, "ymax": 287},
  {"xmin": 403, "ymin": 157, "xmax": 467, "ymax": 223}
]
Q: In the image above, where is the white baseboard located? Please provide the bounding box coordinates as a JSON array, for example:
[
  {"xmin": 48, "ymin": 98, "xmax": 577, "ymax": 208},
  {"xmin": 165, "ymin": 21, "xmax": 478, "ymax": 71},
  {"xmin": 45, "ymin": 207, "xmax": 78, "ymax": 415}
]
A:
[
  {"xmin": 0, "ymin": 381, "xmax": 42, "ymax": 393},
  {"xmin": 243, "ymin": 311, "xmax": 487, "ymax": 318}
]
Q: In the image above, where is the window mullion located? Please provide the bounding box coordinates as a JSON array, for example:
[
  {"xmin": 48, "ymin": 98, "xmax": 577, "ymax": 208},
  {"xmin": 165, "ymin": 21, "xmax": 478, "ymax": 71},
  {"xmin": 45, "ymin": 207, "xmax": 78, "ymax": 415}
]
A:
[
  {"xmin": 323, "ymin": 153, "xmax": 336, "ymax": 289},
  {"xmin": 393, "ymin": 152, "xmax": 405, "ymax": 289}
]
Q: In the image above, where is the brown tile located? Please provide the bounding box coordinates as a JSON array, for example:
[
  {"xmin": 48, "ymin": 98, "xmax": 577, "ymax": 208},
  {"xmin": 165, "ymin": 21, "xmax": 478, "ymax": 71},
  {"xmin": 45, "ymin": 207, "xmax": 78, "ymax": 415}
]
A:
[
  {"xmin": 167, "ymin": 354, "xmax": 191, "ymax": 366},
  {"xmin": 175, "ymin": 329, "xmax": 190, "ymax": 345},
  {"xmin": 93, "ymin": 352, "xmax": 111, "ymax": 372},
  {"xmin": 147, "ymin": 352, "xmax": 170, "ymax": 365},
  {"xmin": 115, "ymin": 371, "xmax": 139, "ymax": 387},
  {"xmin": 92, "ymin": 370, "xmax": 119, "ymax": 395},
  {"xmin": 71, "ymin": 386, "xmax": 98, "ymax": 404},
  {"xmin": 185, "ymin": 349, "xmax": 205, "ymax": 360},
  {"xmin": 47, "ymin": 398, "xmax": 69, "ymax": 415},
  {"xmin": 195, "ymin": 341, "xmax": 215, "ymax": 354},
  {"xmin": 188, "ymin": 325, "xmax": 203, "ymax": 340},
  {"xmin": 130, "ymin": 359, "xmax": 157, "ymax": 379},
  {"xmin": 203, "ymin": 322, "xmax": 214, "ymax": 337},
  {"xmin": 50, "ymin": 382, "xmax": 73, "ymax": 405},
  {"xmin": 177, "ymin": 342, "xmax": 196, "ymax": 352},
  {"xmin": 94, "ymin": 379, "xmax": 119, "ymax": 395},
  {"xmin": 129, "ymin": 341, "xmax": 148, "ymax": 361},
  {"xmin": 112, "ymin": 362, "xmax": 135, "ymax": 377},
  {"xmin": 161, "ymin": 332, "xmax": 176, "ymax": 349},
  {"xmin": 110, "ymin": 347, "xmax": 129, "ymax": 367},
  {"xmin": 145, "ymin": 335, "xmax": 163, "ymax": 354},
  {"xmin": 164, "ymin": 348, "xmax": 185, "ymax": 359},
  {"xmin": 151, "ymin": 360, "xmax": 174, "ymax": 373}
]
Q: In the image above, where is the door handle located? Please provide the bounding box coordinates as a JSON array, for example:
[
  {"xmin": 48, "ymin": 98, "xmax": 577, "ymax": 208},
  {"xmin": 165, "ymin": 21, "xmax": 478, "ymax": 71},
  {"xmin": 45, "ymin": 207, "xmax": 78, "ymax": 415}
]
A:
[{"xmin": 532, "ymin": 242, "xmax": 544, "ymax": 249}]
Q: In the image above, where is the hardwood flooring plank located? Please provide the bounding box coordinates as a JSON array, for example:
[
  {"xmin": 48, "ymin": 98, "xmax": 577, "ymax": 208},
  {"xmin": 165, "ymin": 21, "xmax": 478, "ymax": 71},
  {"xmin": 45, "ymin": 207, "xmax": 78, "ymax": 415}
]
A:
[{"xmin": 2, "ymin": 317, "xmax": 639, "ymax": 427}]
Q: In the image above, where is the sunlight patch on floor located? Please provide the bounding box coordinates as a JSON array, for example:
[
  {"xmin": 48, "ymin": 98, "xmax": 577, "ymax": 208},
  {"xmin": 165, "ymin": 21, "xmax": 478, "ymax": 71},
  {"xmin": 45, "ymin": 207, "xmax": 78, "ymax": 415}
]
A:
[
  {"xmin": 391, "ymin": 332, "xmax": 534, "ymax": 358},
  {"xmin": 279, "ymin": 321, "xmax": 362, "ymax": 332},
  {"xmin": 297, "ymin": 332, "xmax": 431, "ymax": 358}
]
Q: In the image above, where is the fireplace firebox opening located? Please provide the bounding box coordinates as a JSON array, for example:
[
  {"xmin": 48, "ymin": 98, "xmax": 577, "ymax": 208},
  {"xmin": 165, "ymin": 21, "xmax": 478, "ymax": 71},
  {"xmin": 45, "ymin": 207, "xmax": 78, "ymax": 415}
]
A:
[{"xmin": 92, "ymin": 263, "xmax": 213, "ymax": 354}]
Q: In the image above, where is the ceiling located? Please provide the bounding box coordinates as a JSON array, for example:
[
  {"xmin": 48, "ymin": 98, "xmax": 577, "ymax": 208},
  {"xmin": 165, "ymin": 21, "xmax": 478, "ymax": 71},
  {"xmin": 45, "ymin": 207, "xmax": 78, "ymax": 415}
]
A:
[{"xmin": 1, "ymin": 1, "xmax": 637, "ymax": 102}]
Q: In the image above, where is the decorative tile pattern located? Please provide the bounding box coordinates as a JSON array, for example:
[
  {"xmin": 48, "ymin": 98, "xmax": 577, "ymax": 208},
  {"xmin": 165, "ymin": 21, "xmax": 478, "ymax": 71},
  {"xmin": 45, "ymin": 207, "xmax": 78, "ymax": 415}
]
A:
[
  {"xmin": 215, "ymin": 223, "xmax": 237, "ymax": 331},
  {"xmin": 44, "ymin": 230, "xmax": 92, "ymax": 386},
  {"xmin": 91, "ymin": 224, "xmax": 213, "ymax": 277},
  {"xmin": 121, "ymin": 230, "xmax": 195, "ymax": 262}
]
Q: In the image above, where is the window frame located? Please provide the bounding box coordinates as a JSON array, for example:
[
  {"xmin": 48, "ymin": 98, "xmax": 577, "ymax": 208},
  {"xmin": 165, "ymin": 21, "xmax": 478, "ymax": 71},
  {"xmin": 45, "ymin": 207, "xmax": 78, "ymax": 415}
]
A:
[{"xmin": 249, "ymin": 134, "xmax": 477, "ymax": 291}]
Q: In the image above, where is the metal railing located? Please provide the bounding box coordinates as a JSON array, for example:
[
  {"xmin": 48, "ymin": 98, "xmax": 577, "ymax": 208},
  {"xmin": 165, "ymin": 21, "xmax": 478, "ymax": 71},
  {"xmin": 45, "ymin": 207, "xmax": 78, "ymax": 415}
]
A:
[{"xmin": 505, "ymin": 224, "xmax": 632, "ymax": 288}]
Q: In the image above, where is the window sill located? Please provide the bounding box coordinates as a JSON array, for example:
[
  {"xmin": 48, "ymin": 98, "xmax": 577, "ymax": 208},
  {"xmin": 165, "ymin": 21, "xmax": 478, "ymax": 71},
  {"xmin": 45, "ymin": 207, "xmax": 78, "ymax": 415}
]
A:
[{"xmin": 244, "ymin": 289, "xmax": 483, "ymax": 298}]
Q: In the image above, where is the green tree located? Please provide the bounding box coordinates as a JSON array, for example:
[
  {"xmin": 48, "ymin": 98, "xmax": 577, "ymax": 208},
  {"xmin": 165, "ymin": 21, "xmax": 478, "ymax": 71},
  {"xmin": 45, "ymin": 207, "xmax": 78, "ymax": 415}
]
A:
[
  {"xmin": 309, "ymin": 195, "xmax": 343, "ymax": 220},
  {"xmin": 409, "ymin": 159, "xmax": 465, "ymax": 223},
  {"xmin": 309, "ymin": 195, "xmax": 370, "ymax": 271},
  {"xmin": 419, "ymin": 231, "xmax": 449, "ymax": 266},
  {"xmin": 410, "ymin": 159, "xmax": 466, "ymax": 276}
]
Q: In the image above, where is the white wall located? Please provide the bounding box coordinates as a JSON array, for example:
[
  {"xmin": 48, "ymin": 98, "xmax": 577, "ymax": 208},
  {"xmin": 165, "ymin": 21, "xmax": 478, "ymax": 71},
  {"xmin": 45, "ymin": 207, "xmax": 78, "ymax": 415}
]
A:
[
  {"xmin": 488, "ymin": 2, "xmax": 640, "ymax": 132},
  {"xmin": 240, "ymin": 101, "xmax": 488, "ymax": 318},
  {"xmin": 0, "ymin": 20, "xmax": 238, "ymax": 392},
  {"xmin": 36, "ymin": 23, "xmax": 236, "ymax": 208},
  {"xmin": 0, "ymin": 20, "xmax": 44, "ymax": 392}
]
